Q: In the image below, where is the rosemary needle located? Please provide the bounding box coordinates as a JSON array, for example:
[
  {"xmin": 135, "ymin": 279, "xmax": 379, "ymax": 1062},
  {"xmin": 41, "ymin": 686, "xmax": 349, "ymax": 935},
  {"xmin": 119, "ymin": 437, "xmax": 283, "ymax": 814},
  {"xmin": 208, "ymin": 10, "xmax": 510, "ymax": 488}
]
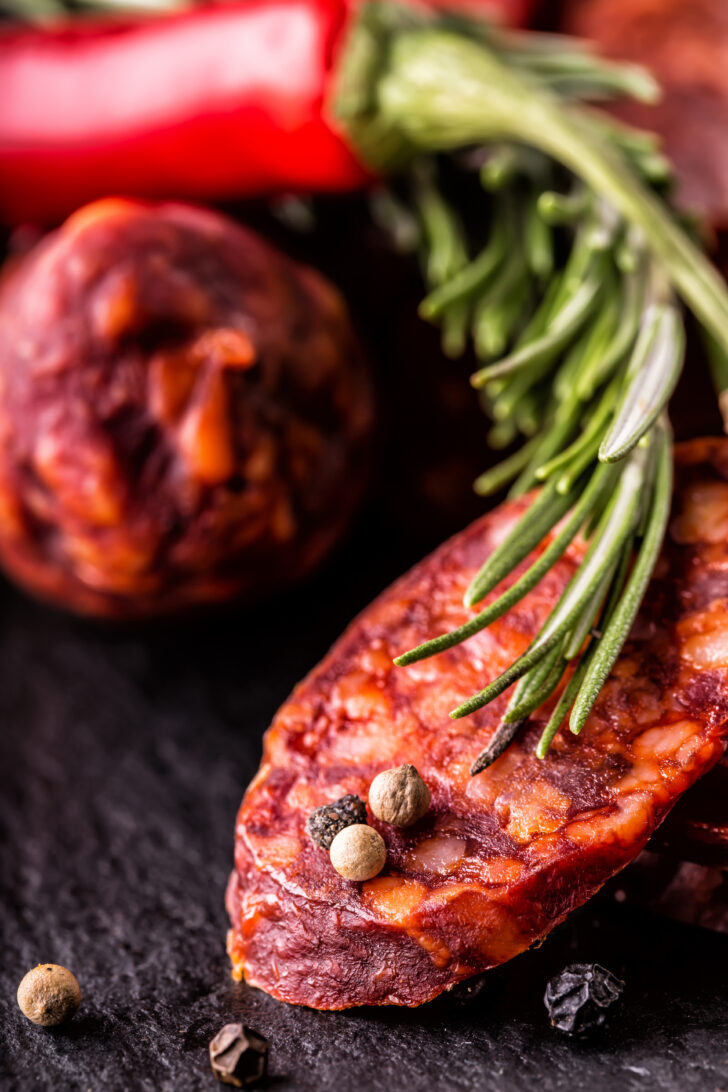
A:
[
  {"xmin": 570, "ymin": 424, "xmax": 673, "ymax": 734},
  {"xmin": 599, "ymin": 304, "xmax": 684, "ymax": 462},
  {"xmin": 450, "ymin": 448, "xmax": 646, "ymax": 719},
  {"xmin": 394, "ymin": 463, "xmax": 614, "ymax": 667}
]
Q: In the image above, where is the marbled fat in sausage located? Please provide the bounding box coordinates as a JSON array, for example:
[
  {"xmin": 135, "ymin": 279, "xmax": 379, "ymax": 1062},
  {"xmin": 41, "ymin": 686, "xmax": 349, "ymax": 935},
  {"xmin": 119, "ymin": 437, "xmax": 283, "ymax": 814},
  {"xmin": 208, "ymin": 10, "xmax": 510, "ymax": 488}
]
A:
[
  {"xmin": 0, "ymin": 199, "xmax": 372, "ymax": 616},
  {"xmin": 227, "ymin": 439, "xmax": 728, "ymax": 1008}
]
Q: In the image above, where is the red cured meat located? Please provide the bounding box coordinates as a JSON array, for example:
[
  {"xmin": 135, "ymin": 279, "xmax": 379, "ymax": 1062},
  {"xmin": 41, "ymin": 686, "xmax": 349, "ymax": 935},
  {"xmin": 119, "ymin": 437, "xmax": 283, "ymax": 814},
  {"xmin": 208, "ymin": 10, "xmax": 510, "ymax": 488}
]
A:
[
  {"xmin": 227, "ymin": 438, "xmax": 728, "ymax": 1009},
  {"xmin": 651, "ymin": 761, "xmax": 728, "ymax": 868},
  {"xmin": 565, "ymin": 0, "xmax": 728, "ymax": 226}
]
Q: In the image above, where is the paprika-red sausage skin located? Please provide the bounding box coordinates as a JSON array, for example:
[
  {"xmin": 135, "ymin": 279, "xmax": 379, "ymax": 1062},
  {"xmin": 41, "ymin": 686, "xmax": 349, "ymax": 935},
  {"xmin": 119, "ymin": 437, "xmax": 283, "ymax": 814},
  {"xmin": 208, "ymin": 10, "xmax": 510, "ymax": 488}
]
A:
[
  {"xmin": 227, "ymin": 438, "xmax": 728, "ymax": 1008},
  {"xmin": 0, "ymin": 199, "xmax": 373, "ymax": 617}
]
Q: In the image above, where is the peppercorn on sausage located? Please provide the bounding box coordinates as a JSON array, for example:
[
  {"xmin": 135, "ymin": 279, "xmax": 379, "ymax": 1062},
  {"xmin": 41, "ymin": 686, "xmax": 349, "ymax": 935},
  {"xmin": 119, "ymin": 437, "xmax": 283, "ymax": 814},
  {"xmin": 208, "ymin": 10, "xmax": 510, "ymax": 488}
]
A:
[{"xmin": 227, "ymin": 438, "xmax": 728, "ymax": 1009}]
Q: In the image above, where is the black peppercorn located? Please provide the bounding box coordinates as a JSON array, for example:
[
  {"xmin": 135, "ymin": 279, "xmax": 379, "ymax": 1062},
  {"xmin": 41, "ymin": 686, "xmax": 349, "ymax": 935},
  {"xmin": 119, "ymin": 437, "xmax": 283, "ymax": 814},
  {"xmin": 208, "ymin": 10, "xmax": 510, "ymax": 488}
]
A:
[
  {"xmin": 544, "ymin": 963, "xmax": 624, "ymax": 1035},
  {"xmin": 209, "ymin": 1023, "xmax": 268, "ymax": 1087},
  {"xmin": 306, "ymin": 794, "xmax": 367, "ymax": 849}
]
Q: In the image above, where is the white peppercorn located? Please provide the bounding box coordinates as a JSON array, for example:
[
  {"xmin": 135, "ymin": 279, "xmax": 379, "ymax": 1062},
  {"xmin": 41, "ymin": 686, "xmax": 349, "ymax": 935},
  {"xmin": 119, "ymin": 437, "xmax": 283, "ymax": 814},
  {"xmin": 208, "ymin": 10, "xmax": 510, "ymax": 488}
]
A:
[
  {"xmin": 17, "ymin": 964, "xmax": 81, "ymax": 1026},
  {"xmin": 329, "ymin": 824, "xmax": 386, "ymax": 881},
  {"xmin": 369, "ymin": 764, "xmax": 430, "ymax": 826}
]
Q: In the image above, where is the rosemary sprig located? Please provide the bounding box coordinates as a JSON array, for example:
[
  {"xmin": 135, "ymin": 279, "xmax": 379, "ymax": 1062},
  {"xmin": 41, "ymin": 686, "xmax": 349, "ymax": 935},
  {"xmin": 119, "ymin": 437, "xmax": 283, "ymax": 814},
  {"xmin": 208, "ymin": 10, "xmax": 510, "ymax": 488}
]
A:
[{"xmin": 337, "ymin": 5, "xmax": 726, "ymax": 766}]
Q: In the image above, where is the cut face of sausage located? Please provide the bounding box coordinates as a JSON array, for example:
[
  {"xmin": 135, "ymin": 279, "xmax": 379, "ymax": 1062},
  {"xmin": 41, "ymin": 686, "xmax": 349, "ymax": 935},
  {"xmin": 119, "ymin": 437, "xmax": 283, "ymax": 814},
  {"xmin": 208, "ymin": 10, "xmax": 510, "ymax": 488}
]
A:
[
  {"xmin": 227, "ymin": 438, "xmax": 728, "ymax": 1009},
  {"xmin": 651, "ymin": 760, "xmax": 728, "ymax": 868}
]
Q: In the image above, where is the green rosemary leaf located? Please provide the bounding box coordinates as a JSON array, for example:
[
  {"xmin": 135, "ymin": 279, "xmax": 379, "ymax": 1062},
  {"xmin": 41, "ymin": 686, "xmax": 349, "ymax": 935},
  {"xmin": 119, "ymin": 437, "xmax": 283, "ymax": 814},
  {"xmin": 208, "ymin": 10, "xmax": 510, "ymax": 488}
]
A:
[
  {"xmin": 635, "ymin": 152, "xmax": 673, "ymax": 186},
  {"xmin": 507, "ymin": 396, "xmax": 582, "ymax": 495},
  {"xmin": 337, "ymin": 8, "xmax": 728, "ymax": 768},
  {"xmin": 507, "ymin": 48, "xmax": 658, "ymax": 106},
  {"xmin": 599, "ymin": 303, "xmax": 684, "ymax": 462},
  {"xmin": 544, "ymin": 66, "xmax": 658, "ymax": 105},
  {"xmin": 474, "ymin": 439, "xmax": 543, "ymax": 496},
  {"xmin": 470, "ymin": 263, "xmax": 603, "ymax": 385},
  {"xmin": 563, "ymin": 552, "xmax": 619, "ymax": 660},
  {"xmin": 503, "ymin": 642, "xmax": 567, "ymax": 723},
  {"xmin": 509, "ymin": 657, "xmax": 569, "ymax": 724},
  {"xmin": 585, "ymin": 200, "xmax": 621, "ymax": 252},
  {"xmin": 494, "ymin": 29, "xmax": 603, "ymax": 59},
  {"xmin": 587, "ymin": 111, "xmax": 661, "ymax": 158},
  {"xmin": 486, "ymin": 419, "xmax": 519, "ymax": 450},
  {"xmin": 575, "ymin": 268, "xmax": 645, "ymax": 398},
  {"xmin": 507, "ymin": 272, "xmax": 565, "ymax": 353},
  {"xmin": 473, "ymin": 258, "xmax": 532, "ymax": 359},
  {"xmin": 414, "ymin": 167, "xmax": 468, "ymax": 287},
  {"xmin": 555, "ymin": 427, "xmax": 606, "ymax": 495},
  {"xmin": 615, "ymin": 232, "xmax": 642, "ymax": 274},
  {"xmin": 514, "ymin": 391, "xmax": 543, "ymax": 436},
  {"xmin": 450, "ymin": 629, "xmax": 562, "ymax": 719},
  {"xmin": 419, "ymin": 209, "xmax": 509, "ymax": 319},
  {"xmin": 396, "ymin": 462, "xmax": 615, "ymax": 667},
  {"xmin": 369, "ymin": 187, "xmax": 421, "ymax": 252},
  {"xmin": 492, "ymin": 353, "xmax": 562, "ymax": 423},
  {"xmin": 598, "ymin": 530, "xmax": 635, "ymax": 626},
  {"xmin": 524, "ymin": 190, "xmax": 554, "ymax": 280},
  {"xmin": 480, "ymin": 144, "xmax": 521, "ymax": 190},
  {"xmin": 537, "ymin": 371, "xmax": 621, "ymax": 482},
  {"xmin": 535, "ymin": 653, "xmax": 591, "ymax": 759},
  {"xmin": 506, "ymin": 637, "xmax": 564, "ymax": 707},
  {"xmin": 464, "ymin": 479, "xmax": 574, "ymax": 608},
  {"xmin": 451, "ymin": 448, "xmax": 645, "ymax": 718},
  {"xmin": 570, "ymin": 424, "xmax": 672, "ymax": 735},
  {"xmin": 538, "ymin": 189, "xmax": 589, "ymax": 226},
  {"xmin": 553, "ymin": 277, "xmax": 619, "ymax": 401},
  {"xmin": 441, "ymin": 301, "xmax": 470, "ymax": 358}
]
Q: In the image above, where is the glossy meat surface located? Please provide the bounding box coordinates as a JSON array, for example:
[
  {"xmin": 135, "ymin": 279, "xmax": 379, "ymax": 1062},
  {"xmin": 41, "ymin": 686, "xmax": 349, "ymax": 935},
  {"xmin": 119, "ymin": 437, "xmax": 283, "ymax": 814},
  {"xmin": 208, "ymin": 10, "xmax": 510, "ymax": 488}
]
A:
[
  {"xmin": 0, "ymin": 199, "xmax": 372, "ymax": 616},
  {"xmin": 566, "ymin": 0, "xmax": 728, "ymax": 225},
  {"xmin": 228, "ymin": 439, "xmax": 728, "ymax": 1008},
  {"xmin": 652, "ymin": 761, "xmax": 728, "ymax": 867}
]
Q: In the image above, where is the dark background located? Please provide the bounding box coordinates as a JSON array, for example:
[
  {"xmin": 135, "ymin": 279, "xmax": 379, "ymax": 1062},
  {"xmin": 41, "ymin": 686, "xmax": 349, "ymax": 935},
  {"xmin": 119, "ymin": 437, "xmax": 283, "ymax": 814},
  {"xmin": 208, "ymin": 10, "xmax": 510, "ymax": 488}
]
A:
[{"xmin": 2, "ymin": 199, "xmax": 728, "ymax": 1091}]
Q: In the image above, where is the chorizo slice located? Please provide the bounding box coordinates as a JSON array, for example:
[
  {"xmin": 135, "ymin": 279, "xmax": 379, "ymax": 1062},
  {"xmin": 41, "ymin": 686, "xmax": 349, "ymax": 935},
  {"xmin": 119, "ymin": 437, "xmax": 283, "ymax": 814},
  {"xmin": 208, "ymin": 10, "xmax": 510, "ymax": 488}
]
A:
[{"xmin": 227, "ymin": 438, "xmax": 728, "ymax": 1009}]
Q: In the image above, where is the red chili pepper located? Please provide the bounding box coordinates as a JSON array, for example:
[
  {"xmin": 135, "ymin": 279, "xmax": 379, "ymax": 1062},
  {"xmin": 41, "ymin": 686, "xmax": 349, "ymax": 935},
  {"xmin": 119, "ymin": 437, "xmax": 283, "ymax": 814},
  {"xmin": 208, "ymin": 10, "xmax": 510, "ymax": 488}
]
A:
[{"xmin": 0, "ymin": 0, "xmax": 534, "ymax": 224}]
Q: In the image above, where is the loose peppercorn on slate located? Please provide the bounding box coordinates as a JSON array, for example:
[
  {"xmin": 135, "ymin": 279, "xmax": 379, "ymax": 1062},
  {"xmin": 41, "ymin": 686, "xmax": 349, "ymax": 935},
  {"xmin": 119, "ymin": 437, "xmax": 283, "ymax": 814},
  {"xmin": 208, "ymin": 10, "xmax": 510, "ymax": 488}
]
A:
[
  {"xmin": 228, "ymin": 438, "xmax": 728, "ymax": 1009},
  {"xmin": 0, "ymin": 199, "xmax": 372, "ymax": 617}
]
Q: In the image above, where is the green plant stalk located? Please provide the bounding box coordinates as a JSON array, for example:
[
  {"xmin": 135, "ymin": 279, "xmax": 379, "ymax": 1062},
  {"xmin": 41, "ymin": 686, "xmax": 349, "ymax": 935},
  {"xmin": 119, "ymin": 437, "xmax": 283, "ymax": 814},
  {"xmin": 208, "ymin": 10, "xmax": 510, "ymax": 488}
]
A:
[
  {"xmin": 464, "ymin": 479, "xmax": 574, "ymax": 608},
  {"xmin": 396, "ymin": 461, "xmax": 616, "ymax": 668},
  {"xmin": 337, "ymin": 8, "xmax": 716, "ymax": 762},
  {"xmin": 348, "ymin": 26, "xmax": 728, "ymax": 376},
  {"xmin": 599, "ymin": 304, "xmax": 684, "ymax": 462},
  {"xmin": 569, "ymin": 424, "xmax": 673, "ymax": 734},
  {"xmin": 503, "ymin": 643, "xmax": 566, "ymax": 723},
  {"xmin": 451, "ymin": 449, "xmax": 646, "ymax": 718}
]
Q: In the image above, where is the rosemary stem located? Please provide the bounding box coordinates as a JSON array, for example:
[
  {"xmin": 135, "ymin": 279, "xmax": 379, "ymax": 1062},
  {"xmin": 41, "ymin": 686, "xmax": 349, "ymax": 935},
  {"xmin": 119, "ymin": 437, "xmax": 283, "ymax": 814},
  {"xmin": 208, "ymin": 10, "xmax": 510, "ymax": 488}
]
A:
[{"xmin": 368, "ymin": 27, "xmax": 728, "ymax": 367}]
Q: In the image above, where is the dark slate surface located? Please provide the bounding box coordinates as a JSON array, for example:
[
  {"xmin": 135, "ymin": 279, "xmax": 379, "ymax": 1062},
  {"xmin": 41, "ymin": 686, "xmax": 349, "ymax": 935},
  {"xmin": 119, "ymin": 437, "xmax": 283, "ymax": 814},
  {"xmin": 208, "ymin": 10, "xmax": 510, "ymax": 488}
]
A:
[{"xmin": 2, "ymin": 509, "xmax": 728, "ymax": 1092}]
